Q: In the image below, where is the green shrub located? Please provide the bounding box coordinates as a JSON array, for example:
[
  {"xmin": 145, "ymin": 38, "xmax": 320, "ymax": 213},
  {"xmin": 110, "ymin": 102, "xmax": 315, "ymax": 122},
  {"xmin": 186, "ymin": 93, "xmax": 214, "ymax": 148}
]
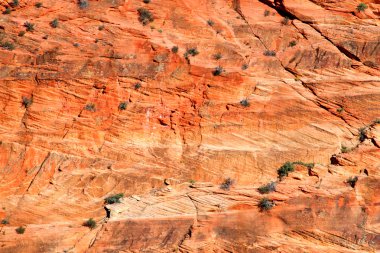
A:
[
  {"xmin": 143, "ymin": 0, "xmax": 151, "ymax": 3},
  {"xmin": 35, "ymin": 2, "xmax": 43, "ymax": 8},
  {"xmin": 282, "ymin": 17, "xmax": 290, "ymax": 25},
  {"xmin": 213, "ymin": 53, "xmax": 222, "ymax": 60},
  {"xmin": 15, "ymin": 226, "xmax": 25, "ymax": 234},
  {"xmin": 189, "ymin": 179, "xmax": 195, "ymax": 184},
  {"xmin": 3, "ymin": 8, "xmax": 11, "ymax": 14},
  {"xmin": 374, "ymin": 119, "xmax": 380, "ymax": 124},
  {"xmin": 212, "ymin": 66, "xmax": 224, "ymax": 76},
  {"xmin": 50, "ymin": 19, "xmax": 59, "ymax": 28},
  {"xmin": 289, "ymin": 40, "xmax": 297, "ymax": 47},
  {"xmin": 359, "ymin": 127, "xmax": 366, "ymax": 142},
  {"xmin": 264, "ymin": 50, "xmax": 276, "ymax": 57},
  {"xmin": 118, "ymin": 102, "xmax": 128, "ymax": 110},
  {"xmin": 85, "ymin": 103, "xmax": 96, "ymax": 112},
  {"xmin": 24, "ymin": 21, "xmax": 35, "ymax": 32},
  {"xmin": 357, "ymin": 3, "xmax": 368, "ymax": 12},
  {"xmin": 240, "ymin": 99, "xmax": 250, "ymax": 107},
  {"xmin": 341, "ymin": 145, "xmax": 350, "ymax": 153},
  {"xmin": 22, "ymin": 96, "xmax": 32, "ymax": 108},
  {"xmin": 264, "ymin": 10, "xmax": 270, "ymax": 17},
  {"xmin": 138, "ymin": 8, "xmax": 154, "ymax": 25},
  {"xmin": 258, "ymin": 198, "xmax": 274, "ymax": 211},
  {"xmin": 346, "ymin": 176, "xmax": 358, "ymax": 188},
  {"xmin": 292, "ymin": 161, "xmax": 314, "ymax": 169},
  {"xmin": 134, "ymin": 83, "xmax": 142, "ymax": 89},
  {"xmin": 258, "ymin": 182, "xmax": 276, "ymax": 194},
  {"xmin": 207, "ymin": 20, "xmax": 214, "ymax": 26},
  {"xmin": 277, "ymin": 162, "xmax": 294, "ymax": 179},
  {"xmin": 78, "ymin": 0, "xmax": 89, "ymax": 9},
  {"xmin": 185, "ymin": 48, "xmax": 199, "ymax": 58},
  {"xmin": 337, "ymin": 107, "xmax": 344, "ymax": 113},
  {"xmin": 220, "ymin": 178, "xmax": 234, "ymax": 190},
  {"xmin": 241, "ymin": 64, "xmax": 248, "ymax": 70},
  {"xmin": 1, "ymin": 41, "xmax": 15, "ymax": 51},
  {"xmin": 104, "ymin": 193, "xmax": 124, "ymax": 204},
  {"xmin": 83, "ymin": 218, "xmax": 96, "ymax": 229},
  {"xmin": 1, "ymin": 218, "xmax": 9, "ymax": 225},
  {"xmin": 18, "ymin": 31, "xmax": 25, "ymax": 37},
  {"xmin": 11, "ymin": 0, "xmax": 19, "ymax": 7},
  {"xmin": 98, "ymin": 25, "xmax": 105, "ymax": 31},
  {"xmin": 171, "ymin": 46, "xmax": 178, "ymax": 53}
]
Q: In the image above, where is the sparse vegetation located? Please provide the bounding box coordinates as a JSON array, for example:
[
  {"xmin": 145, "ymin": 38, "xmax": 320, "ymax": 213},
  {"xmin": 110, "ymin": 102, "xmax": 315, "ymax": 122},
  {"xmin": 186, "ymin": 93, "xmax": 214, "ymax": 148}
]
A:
[
  {"xmin": 0, "ymin": 41, "xmax": 15, "ymax": 51},
  {"xmin": 24, "ymin": 22, "xmax": 35, "ymax": 32},
  {"xmin": 240, "ymin": 99, "xmax": 250, "ymax": 107},
  {"xmin": 18, "ymin": 31, "xmax": 25, "ymax": 37},
  {"xmin": 104, "ymin": 193, "xmax": 124, "ymax": 204},
  {"xmin": 143, "ymin": 0, "xmax": 151, "ymax": 3},
  {"xmin": 98, "ymin": 25, "xmax": 105, "ymax": 31},
  {"xmin": 341, "ymin": 145, "xmax": 350, "ymax": 153},
  {"xmin": 207, "ymin": 20, "xmax": 215, "ymax": 26},
  {"xmin": 85, "ymin": 103, "xmax": 96, "ymax": 112},
  {"xmin": 73, "ymin": 42, "xmax": 80, "ymax": 47},
  {"xmin": 189, "ymin": 179, "xmax": 196, "ymax": 184},
  {"xmin": 374, "ymin": 119, "xmax": 380, "ymax": 124},
  {"xmin": 258, "ymin": 182, "xmax": 276, "ymax": 194},
  {"xmin": 138, "ymin": 8, "xmax": 154, "ymax": 26},
  {"xmin": 359, "ymin": 127, "xmax": 366, "ymax": 142},
  {"xmin": 264, "ymin": 50, "xmax": 276, "ymax": 57},
  {"xmin": 213, "ymin": 53, "xmax": 222, "ymax": 60},
  {"xmin": 282, "ymin": 17, "xmax": 290, "ymax": 25},
  {"xmin": 289, "ymin": 40, "xmax": 297, "ymax": 47},
  {"xmin": 15, "ymin": 226, "xmax": 25, "ymax": 234},
  {"xmin": 3, "ymin": 8, "xmax": 11, "ymax": 14},
  {"xmin": 83, "ymin": 218, "xmax": 96, "ymax": 229},
  {"xmin": 158, "ymin": 29, "xmax": 162, "ymax": 33},
  {"xmin": 220, "ymin": 178, "xmax": 234, "ymax": 190},
  {"xmin": 11, "ymin": 0, "xmax": 19, "ymax": 7},
  {"xmin": 264, "ymin": 10, "xmax": 270, "ymax": 17},
  {"xmin": 22, "ymin": 96, "xmax": 32, "ymax": 108},
  {"xmin": 78, "ymin": 0, "xmax": 89, "ymax": 9},
  {"xmin": 35, "ymin": 2, "xmax": 43, "ymax": 8},
  {"xmin": 346, "ymin": 176, "xmax": 358, "ymax": 188},
  {"xmin": 277, "ymin": 162, "xmax": 294, "ymax": 180},
  {"xmin": 212, "ymin": 66, "xmax": 224, "ymax": 76},
  {"xmin": 50, "ymin": 19, "xmax": 59, "ymax": 28},
  {"xmin": 241, "ymin": 64, "xmax": 248, "ymax": 70},
  {"xmin": 171, "ymin": 46, "xmax": 178, "ymax": 53},
  {"xmin": 1, "ymin": 218, "xmax": 9, "ymax": 225},
  {"xmin": 184, "ymin": 48, "xmax": 199, "ymax": 59},
  {"xmin": 292, "ymin": 161, "xmax": 314, "ymax": 169},
  {"xmin": 258, "ymin": 198, "xmax": 274, "ymax": 211},
  {"xmin": 118, "ymin": 102, "xmax": 128, "ymax": 110},
  {"xmin": 134, "ymin": 83, "xmax": 142, "ymax": 89},
  {"xmin": 337, "ymin": 107, "xmax": 344, "ymax": 113},
  {"xmin": 357, "ymin": 3, "xmax": 368, "ymax": 12}
]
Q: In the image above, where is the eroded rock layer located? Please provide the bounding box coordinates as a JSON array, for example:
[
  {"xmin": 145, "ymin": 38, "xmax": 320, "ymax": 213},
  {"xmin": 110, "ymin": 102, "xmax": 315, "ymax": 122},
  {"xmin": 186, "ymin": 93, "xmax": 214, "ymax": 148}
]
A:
[{"xmin": 0, "ymin": 0, "xmax": 379, "ymax": 252}]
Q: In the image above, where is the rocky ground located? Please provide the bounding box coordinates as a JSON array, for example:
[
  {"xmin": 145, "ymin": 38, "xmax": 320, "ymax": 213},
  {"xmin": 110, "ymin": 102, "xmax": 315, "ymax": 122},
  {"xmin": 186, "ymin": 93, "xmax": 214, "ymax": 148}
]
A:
[{"xmin": 0, "ymin": 0, "xmax": 379, "ymax": 252}]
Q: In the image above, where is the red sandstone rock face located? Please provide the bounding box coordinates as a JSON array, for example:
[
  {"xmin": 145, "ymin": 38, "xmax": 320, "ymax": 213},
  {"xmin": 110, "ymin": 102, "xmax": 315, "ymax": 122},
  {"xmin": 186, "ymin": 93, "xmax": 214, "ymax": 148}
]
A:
[{"xmin": 0, "ymin": 0, "xmax": 379, "ymax": 252}]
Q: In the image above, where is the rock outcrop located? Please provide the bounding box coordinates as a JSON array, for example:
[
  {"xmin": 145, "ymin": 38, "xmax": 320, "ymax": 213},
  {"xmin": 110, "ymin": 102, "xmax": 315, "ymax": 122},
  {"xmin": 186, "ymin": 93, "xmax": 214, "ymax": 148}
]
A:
[{"xmin": 0, "ymin": 0, "xmax": 379, "ymax": 252}]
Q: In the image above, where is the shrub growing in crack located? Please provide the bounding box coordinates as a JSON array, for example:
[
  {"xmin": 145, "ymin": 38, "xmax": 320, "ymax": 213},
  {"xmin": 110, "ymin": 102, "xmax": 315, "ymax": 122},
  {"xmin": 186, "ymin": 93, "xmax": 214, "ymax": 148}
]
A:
[
  {"xmin": 78, "ymin": 0, "xmax": 89, "ymax": 9},
  {"xmin": 346, "ymin": 176, "xmax": 358, "ymax": 188},
  {"xmin": 212, "ymin": 66, "xmax": 224, "ymax": 76},
  {"xmin": 85, "ymin": 103, "xmax": 96, "ymax": 112},
  {"xmin": 22, "ymin": 96, "xmax": 32, "ymax": 108},
  {"xmin": 1, "ymin": 41, "xmax": 15, "ymax": 51},
  {"xmin": 220, "ymin": 178, "xmax": 234, "ymax": 190},
  {"xmin": 357, "ymin": 3, "xmax": 368, "ymax": 12},
  {"xmin": 138, "ymin": 8, "xmax": 154, "ymax": 26},
  {"xmin": 171, "ymin": 46, "xmax": 178, "ymax": 53},
  {"xmin": 277, "ymin": 162, "xmax": 294, "ymax": 180},
  {"xmin": 50, "ymin": 19, "xmax": 59, "ymax": 28},
  {"xmin": 35, "ymin": 2, "xmax": 43, "ymax": 8},
  {"xmin": 258, "ymin": 182, "xmax": 276, "ymax": 194},
  {"xmin": 359, "ymin": 127, "xmax": 366, "ymax": 142},
  {"xmin": 240, "ymin": 98, "xmax": 250, "ymax": 107},
  {"xmin": 24, "ymin": 21, "xmax": 35, "ymax": 32},
  {"xmin": 15, "ymin": 226, "xmax": 25, "ymax": 234},
  {"xmin": 337, "ymin": 107, "xmax": 344, "ymax": 113},
  {"xmin": 83, "ymin": 218, "xmax": 96, "ymax": 229},
  {"xmin": 118, "ymin": 102, "xmax": 128, "ymax": 111},
  {"xmin": 104, "ymin": 193, "xmax": 124, "ymax": 204},
  {"xmin": 264, "ymin": 50, "xmax": 276, "ymax": 57},
  {"xmin": 258, "ymin": 198, "xmax": 274, "ymax": 211}
]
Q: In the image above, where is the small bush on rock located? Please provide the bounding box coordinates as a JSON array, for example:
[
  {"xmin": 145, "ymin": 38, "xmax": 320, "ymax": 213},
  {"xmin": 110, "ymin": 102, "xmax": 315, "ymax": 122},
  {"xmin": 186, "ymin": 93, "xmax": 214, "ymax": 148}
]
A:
[
  {"xmin": 138, "ymin": 8, "xmax": 154, "ymax": 26},
  {"xmin": 105, "ymin": 193, "xmax": 124, "ymax": 204},
  {"xmin": 357, "ymin": 3, "xmax": 368, "ymax": 12},
  {"xmin": 258, "ymin": 198, "xmax": 274, "ymax": 211},
  {"xmin": 220, "ymin": 178, "xmax": 234, "ymax": 190},
  {"xmin": 258, "ymin": 182, "xmax": 276, "ymax": 194},
  {"xmin": 277, "ymin": 162, "xmax": 294, "ymax": 180},
  {"xmin": 83, "ymin": 218, "xmax": 96, "ymax": 229},
  {"xmin": 15, "ymin": 226, "xmax": 25, "ymax": 234}
]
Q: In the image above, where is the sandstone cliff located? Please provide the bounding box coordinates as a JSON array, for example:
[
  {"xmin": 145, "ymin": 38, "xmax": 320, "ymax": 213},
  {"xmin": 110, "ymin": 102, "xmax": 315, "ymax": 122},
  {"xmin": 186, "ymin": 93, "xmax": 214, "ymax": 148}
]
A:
[{"xmin": 0, "ymin": 0, "xmax": 379, "ymax": 252}]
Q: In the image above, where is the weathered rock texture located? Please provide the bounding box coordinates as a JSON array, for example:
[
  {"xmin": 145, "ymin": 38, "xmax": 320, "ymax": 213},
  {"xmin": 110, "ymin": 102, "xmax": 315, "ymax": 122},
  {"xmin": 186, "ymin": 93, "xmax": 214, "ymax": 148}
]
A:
[{"xmin": 0, "ymin": 0, "xmax": 379, "ymax": 252}]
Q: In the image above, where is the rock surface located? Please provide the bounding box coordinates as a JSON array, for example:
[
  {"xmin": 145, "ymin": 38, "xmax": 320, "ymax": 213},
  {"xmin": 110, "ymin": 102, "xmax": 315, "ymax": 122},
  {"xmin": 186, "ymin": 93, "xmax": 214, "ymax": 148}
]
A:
[{"xmin": 0, "ymin": 0, "xmax": 379, "ymax": 252}]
